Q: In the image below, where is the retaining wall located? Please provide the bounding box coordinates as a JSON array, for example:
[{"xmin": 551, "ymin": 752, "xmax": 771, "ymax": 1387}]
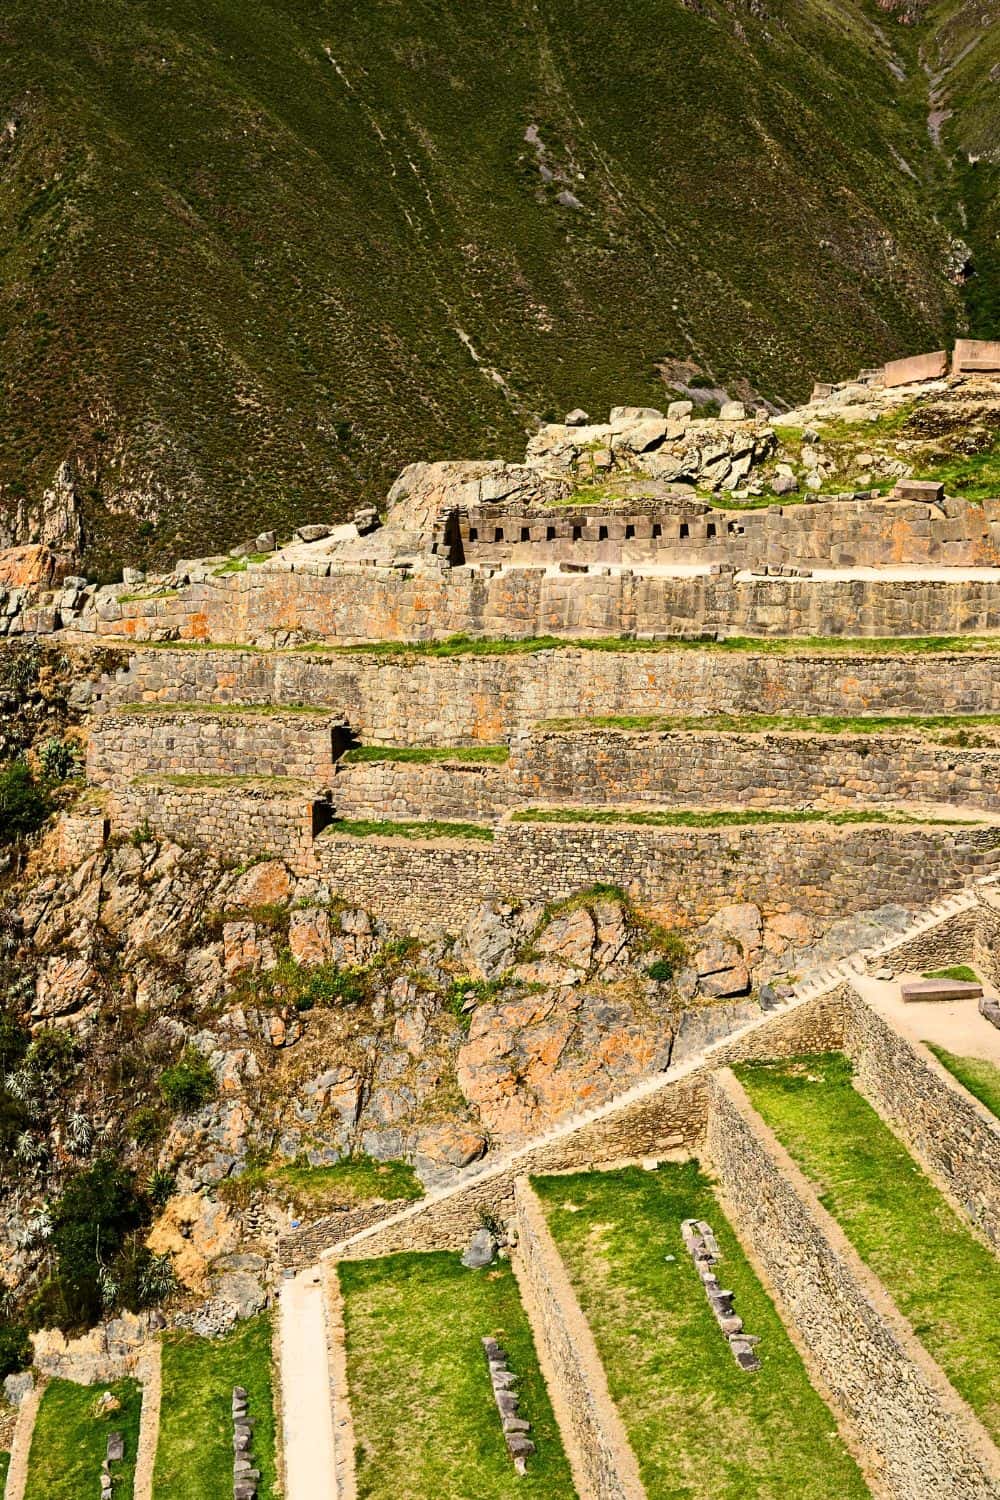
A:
[
  {"xmin": 706, "ymin": 1068, "xmax": 1000, "ymax": 1500},
  {"xmin": 100, "ymin": 645, "xmax": 1000, "ymax": 746},
  {"xmin": 512, "ymin": 1177, "xmax": 646, "ymax": 1500},
  {"xmin": 88, "ymin": 711, "xmax": 343, "ymax": 786},
  {"xmin": 843, "ymin": 985, "xmax": 1000, "ymax": 1250},
  {"xmin": 89, "ymin": 566, "xmax": 1000, "ymax": 645},
  {"xmin": 108, "ymin": 784, "xmax": 320, "ymax": 871},
  {"xmin": 331, "ymin": 758, "xmax": 510, "ymax": 822},
  {"xmin": 511, "ymin": 727, "xmax": 1000, "ymax": 811}
]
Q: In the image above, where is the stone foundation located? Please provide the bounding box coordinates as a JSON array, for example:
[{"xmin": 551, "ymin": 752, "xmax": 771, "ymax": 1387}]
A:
[{"xmin": 706, "ymin": 1068, "xmax": 1000, "ymax": 1500}]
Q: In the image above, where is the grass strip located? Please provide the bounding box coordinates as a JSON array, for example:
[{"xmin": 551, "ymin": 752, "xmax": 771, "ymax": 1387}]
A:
[
  {"xmin": 736, "ymin": 1052, "xmax": 1000, "ymax": 1443},
  {"xmin": 327, "ymin": 817, "xmax": 494, "ymax": 841},
  {"xmin": 153, "ymin": 1314, "xmax": 276, "ymax": 1500},
  {"xmin": 138, "ymin": 634, "xmax": 1000, "ymax": 658},
  {"xmin": 339, "ymin": 1250, "xmax": 576, "ymax": 1499},
  {"xmin": 510, "ymin": 806, "xmax": 979, "ymax": 828},
  {"xmin": 341, "ymin": 744, "xmax": 509, "ymax": 764},
  {"xmin": 534, "ymin": 1162, "xmax": 867, "ymax": 1499},
  {"xmin": 538, "ymin": 711, "xmax": 1000, "ymax": 738},
  {"xmin": 24, "ymin": 1377, "xmax": 142, "ymax": 1500},
  {"xmin": 132, "ymin": 773, "xmax": 307, "ymax": 790},
  {"xmin": 0, "ymin": 1451, "xmax": 8, "ymax": 1493},
  {"xmin": 923, "ymin": 965, "xmax": 981, "ymax": 984},
  {"xmin": 116, "ymin": 701, "xmax": 333, "ymax": 716},
  {"xmin": 924, "ymin": 1045, "xmax": 1000, "ymax": 1121},
  {"xmin": 224, "ymin": 1155, "xmax": 423, "ymax": 1212}
]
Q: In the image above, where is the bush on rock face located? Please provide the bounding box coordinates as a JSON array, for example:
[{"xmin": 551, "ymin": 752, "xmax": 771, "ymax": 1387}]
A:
[
  {"xmin": 45, "ymin": 1157, "xmax": 152, "ymax": 1328},
  {"xmin": 0, "ymin": 761, "xmax": 52, "ymax": 846},
  {"xmin": 0, "ymin": 1320, "xmax": 32, "ymax": 1379},
  {"xmin": 158, "ymin": 1046, "xmax": 216, "ymax": 1113}
]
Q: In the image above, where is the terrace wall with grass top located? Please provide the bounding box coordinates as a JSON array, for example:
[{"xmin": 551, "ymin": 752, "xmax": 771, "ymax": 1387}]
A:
[
  {"xmin": 108, "ymin": 783, "xmax": 321, "ymax": 872},
  {"xmin": 510, "ymin": 725, "xmax": 1000, "ymax": 812},
  {"xmin": 90, "ymin": 565, "xmax": 1000, "ymax": 647},
  {"xmin": 512, "ymin": 1177, "xmax": 646, "ymax": 1500},
  {"xmin": 331, "ymin": 756, "xmax": 512, "ymax": 822},
  {"xmin": 842, "ymin": 984, "xmax": 1000, "ymax": 1250},
  {"xmin": 103, "ymin": 645, "xmax": 1000, "ymax": 746},
  {"xmin": 705, "ymin": 1068, "xmax": 1000, "ymax": 1500},
  {"xmin": 88, "ymin": 710, "xmax": 346, "ymax": 787}
]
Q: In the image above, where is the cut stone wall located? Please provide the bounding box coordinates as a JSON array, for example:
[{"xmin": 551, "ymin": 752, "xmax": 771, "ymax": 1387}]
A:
[
  {"xmin": 512, "ymin": 1177, "xmax": 646, "ymax": 1500},
  {"xmin": 331, "ymin": 759, "xmax": 510, "ymax": 822},
  {"xmin": 108, "ymin": 785, "xmax": 320, "ymax": 872},
  {"xmin": 843, "ymin": 984, "xmax": 1000, "ymax": 1250},
  {"xmin": 89, "ymin": 566, "xmax": 1000, "ymax": 646},
  {"xmin": 88, "ymin": 712, "xmax": 343, "ymax": 787},
  {"xmin": 102, "ymin": 646, "xmax": 1000, "ymax": 745},
  {"xmin": 318, "ymin": 991, "xmax": 843, "ymax": 1264},
  {"xmin": 706, "ymin": 1068, "xmax": 1000, "ymax": 1500},
  {"xmin": 511, "ymin": 727, "xmax": 1000, "ymax": 811}
]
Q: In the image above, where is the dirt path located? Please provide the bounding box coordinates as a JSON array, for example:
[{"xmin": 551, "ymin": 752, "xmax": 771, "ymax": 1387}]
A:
[
  {"xmin": 4, "ymin": 1380, "xmax": 43, "ymax": 1500},
  {"xmin": 279, "ymin": 1267, "xmax": 339, "ymax": 1500},
  {"xmin": 857, "ymin": 972, "xmax": 1000, "ymax": 1065}
]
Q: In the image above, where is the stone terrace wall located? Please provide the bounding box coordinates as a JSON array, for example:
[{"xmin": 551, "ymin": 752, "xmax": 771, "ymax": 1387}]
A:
[
  {"xmin": 707, "ymin": 1069, "xmax": 1000, "ymax": 1500},
  {"xmin": 843, "ymin": 985, "xmax": 1000, "ymax": 1250},
  {"xmin": 314, "ymin": 821, "xmax": 1000, "ymax": 935},
  {"xmin": 109, "ymin": 784, "xmax": 320, "ymax": 872},
  {"xmin": 88, "ymin": 712, "xmax": 342, "ymax": 787},
  {"xmin": 90, "ymin": 567, "xmax": 1000, "ymax": 646},
  {"xmin": 331, "ymin": 759, "xmax": 511, "ymax": 822},
  {"xmin": 323, "ymin": 990, "xmax": 843, "ymax": 1263},
  {"xmin": 102, "ymin": 646, "xmax": 1000, "ymax": 746},
  {"xmin": 512, "ymin": 1178, "xmax": 646, "ymax": 1500},
  {"xmin": 511, "ymin": 728, "xmax": 1000, "ymax": 811},
  {"xmin": 459, "ymin": 495, "xmax": 1000, "ymax": 570}
]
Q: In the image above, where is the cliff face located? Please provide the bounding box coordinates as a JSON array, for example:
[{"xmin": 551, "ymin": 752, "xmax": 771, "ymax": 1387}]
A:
[{"xmin": 0, "ymin": 0, "xmax": 994, "ymax": 574}]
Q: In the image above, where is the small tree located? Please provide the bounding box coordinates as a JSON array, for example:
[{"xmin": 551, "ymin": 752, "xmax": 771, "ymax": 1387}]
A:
[{"xmin": 158, "ymin": 1047, "xmax": 216, "ymax": 1113}]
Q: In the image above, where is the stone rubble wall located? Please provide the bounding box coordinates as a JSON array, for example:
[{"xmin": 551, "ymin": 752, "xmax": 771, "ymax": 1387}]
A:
[
  {"xmin": 842, "ymin": 984, "xmax": 1000, "ymax": 1250},
  {"xmin": 457, "ymin": 495, "xmax": 1000, "ymax": 570},
  {"xmin": 320, "ymin": 992, "xmax": 843, "ymax": 1263},
  {"xmin": 330, "ymin": 759, "xmax": 511, "ymax": 822},
  {"xmin": 314, "ymin": 821, "xmax": 1000, "ymax": 935},
  {"xmin": 100, "ymin": 645, "xmax": 1000, "ymax": 746},
  {"xmin": 88, "ymin": 712, "xmax": 342, "ymax": 787},
  {"xmin": 108, "ymin": 785, "xmax": 319, "ymax": 873},
  {"xmin": 511, "ymin": 727, "xmax": 1000, "ymax": 812},
  {"xmin": 511, "ymin": 1177, "xmax": 646, "ymax": 1500},
  {"xmin": 84, "ymin": 567, "xmax": 1000, "ymax": 646},
  {"xmin": 706, "ymin": 1068, "xmax": 1000, "ymax": 1500}
]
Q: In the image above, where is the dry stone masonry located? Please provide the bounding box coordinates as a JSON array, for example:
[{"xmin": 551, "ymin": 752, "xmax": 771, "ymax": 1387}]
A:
[
  {"xmin": 232, "ymin": 1385, "xmax": 259, "ymax": 1500},
  {"xmin": 680, "ymin": 1219, "xmax": 761, "ymax": 1371},
  {"xmin": 481, "ymin": 1337, "xmax": 535, "ymax": 1474}
]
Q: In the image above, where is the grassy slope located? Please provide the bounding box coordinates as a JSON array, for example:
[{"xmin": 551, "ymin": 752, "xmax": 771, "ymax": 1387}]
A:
[
  {"xmin": 339, "ymin": 1251, "xmax": 577, "ymax": 1500},
  {"xmin": 737, "ymin": 1052, "xmax": 1000, "ymax": 1442},
  {"xmin": 925, "ymin": 1043, "xmax": 1000, "ymax": 1119},
  {"xmin": 0, "ymin": 1451, "xmax": 7, "ymax": 1494},
  {"xmin": 152, "ymin": 1314, "xmax": 277, "ymax": 1500},
  {"xmin": 24, "ymin": 1377, "xmax": 142, "ymax": 1500},
  {"xmin": 534, "ymin": 1162, "xmax": 868, "ymax": 1499},
  {"xmin": 0, "ymin": 0, "xmax": 970, "ymax": 574}
]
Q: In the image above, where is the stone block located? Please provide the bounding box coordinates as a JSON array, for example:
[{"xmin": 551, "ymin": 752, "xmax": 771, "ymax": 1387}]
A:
[
  {"xmin": 952, "ymin": 338, "xmax": 1000, "ymax": 375},
  {"xmin": 899, "ymin": 978, "xmax": 983, "ymax": 1003},
  {"xmin": 882, "ymin": 350, "xmax": 947, "ymax": 387}
]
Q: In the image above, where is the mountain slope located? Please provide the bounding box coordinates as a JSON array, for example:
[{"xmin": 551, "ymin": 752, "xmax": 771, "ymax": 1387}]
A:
[{"xmin": 0, "ymin": 0, "xmax": 989, "ymax": 572}]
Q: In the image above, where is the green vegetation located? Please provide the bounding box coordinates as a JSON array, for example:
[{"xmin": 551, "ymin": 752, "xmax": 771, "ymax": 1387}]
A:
[
  {"xmin": 24, "ymin": 1377, "xmax": 142, "ymax": 1500},
  {"xmin": 0, "ymin": 762, "xmax": 52, "ymax": 846},
  {"xmin": 342, "ymin": 744, "xmax": 509, "ymax": 765},
  {"xmin": 327, "ymin": 817, "xmax": 495, "ymax": 841},
  {"xmin": 1, "ymin": 0, "xmax": 981, "ymax": 574},
  {"xmin": 212, "ymin": 553, "xmax": 272, "ymax": 575},
  {"xmin": 511, "ymin": 807, "xmax": 978, "ymax": 828},
  {"xmin": 0, "ymin": 1451, "xmax": 9, "ymax": 1493},
  {"xmin": 158, "ymin": 1046, "xmax": 216, "ymax": 1114},
  {"xmin": 154, "ymin": 1315, "xmax": 277, "ymax": 1500},
  {"xmin": 922, "ymin": 965, "xmax": 981, "ymax": 984},
  {"xmin": 251, "ymin": 956, "xmax": 368, "ymax": 1013},
  {"xmin": 0, "ymin": 1321, "xmax": 31, "ymax": 1380},
  {"xmin": 534, "ymin": 1163, "xmax": 867, "ymax": 1498},
  {"xmin": 925, "ymin": 1046, "xmax": 1000, "ymax": 1121},
  {"xmin": 134, "ymin": 772, "xmax": 306, "ymax": 790},
  {"xmin": 265, "ymin": 1156, "xmax": 421, "ymax": 1211},
  {"xmin": 117, "ymin": 589, "xmax": 180, "ymax": 604},
  {"xmin": 540, "ymin": 711, "xmax": 1000, "ymax": 739},
  {"xmin": 340, "ymin": 1251, "xmax": 576, "ymax": 1499},
  {"xmin": 737, "ymin": 1053, "xmax": 1000, "ymax": 1442}
]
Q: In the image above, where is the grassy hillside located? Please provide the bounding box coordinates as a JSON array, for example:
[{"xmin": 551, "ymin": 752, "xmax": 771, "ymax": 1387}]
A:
[{"xmin": 0, "ymin": 0, "xmax": 989, "ymax": 572}]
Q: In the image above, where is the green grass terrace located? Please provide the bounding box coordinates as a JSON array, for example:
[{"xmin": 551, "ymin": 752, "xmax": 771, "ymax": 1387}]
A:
[
  {"xmin": 534, "ymin": 1162, "xmax": 869, "ymax": 1499},
  {"xmin": 537, "ymin": 711, "xmax": 1000, "ymax": 740},
  {"xmin": 924, "ymin": 1044, "xmax": 1000, "ymax": 1122},
  {"xmin": 325, "ymin": 817, "xmax": 495, "ymax": 841},
  {"xmin": 736, "ymin": 1053, "xmax": 1000, "ymax": 1444},
  {"xmin": 339, "ymin": 1251, "xmax": 576, "ymax": 1499},
  {"xmin": 509, "ymin": 806, "xmax": 987, "ymax": 828},
  {"xmin": 24, "ymin": 1377, "xmax": 142, "ymax": 1500},
  {"xmin": 152, "ymin": 1314, "xmax": 277, "ymax": 1500}
]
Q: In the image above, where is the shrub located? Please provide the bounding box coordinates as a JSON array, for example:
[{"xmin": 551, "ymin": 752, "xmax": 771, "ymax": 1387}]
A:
[
  {"xmin": 158, "ymin": 1047, "xmax": 216, "ymax": 1113},
  {"xmin": 125, "ymin": 1106, "xmax": 166, "ymax": 1147},
  {"xmin": 0, "ymin": 1320, "xmax": 31, "ymax": 1379},
  {"xmin": 48, "ymin": 1158, "xmax": 149, "ymax": 1327},
  {"xmin": 0, "ymin": 761, "xmax": 51, "ymax": 846},
  {"xmin": 148, "ymin": 1168, "xmax": 176, "ymax": 1209},
  {"xmin": 38, "ymin": 737, "xmax": 79, "ymax": 780},
  {"xmin": 645, "ymin": 929, "xmax": 688, "ymax": 983}
]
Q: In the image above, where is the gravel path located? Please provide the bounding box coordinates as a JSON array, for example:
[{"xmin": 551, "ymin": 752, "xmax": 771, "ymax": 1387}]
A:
[
  {"xmin": 132, "ymin": 1341, "xmax": 162, "ymax": 1500},
  {"xmin": 4, "ymin": 1380, "xmax": 43, "ymax": 1500},
  {"xmin": 279, "ymin": 1268, "xmax": 339, "ymax": 1500}
]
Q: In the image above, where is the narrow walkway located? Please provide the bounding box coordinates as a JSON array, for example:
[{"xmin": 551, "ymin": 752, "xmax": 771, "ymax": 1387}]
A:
[
  {"xmin": 279, "ymin": 1268, "xmax": 339, "ymax": 1500},
  {"xmin": 855, "ymin": 971, "xmax": 1000, "ymax": 1066},
  {"xmin": 132, "ymin": 1341, "xmax": 162, "ymax": 1500}
]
